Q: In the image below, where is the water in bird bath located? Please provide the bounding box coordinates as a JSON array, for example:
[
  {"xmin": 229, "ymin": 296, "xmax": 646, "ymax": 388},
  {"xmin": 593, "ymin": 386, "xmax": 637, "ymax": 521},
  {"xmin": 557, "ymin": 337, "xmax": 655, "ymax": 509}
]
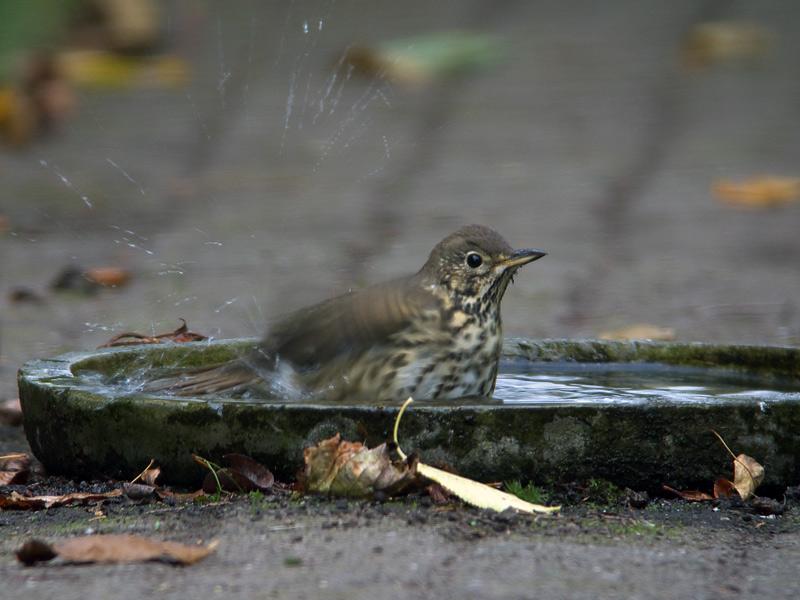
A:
[
  {"xmin": 60, "ymin": 354, "xmax": 800, "ymax": 407},
  {"xmin": 494, "ymin": 361, "xmax": 800, "ymax": 406}
]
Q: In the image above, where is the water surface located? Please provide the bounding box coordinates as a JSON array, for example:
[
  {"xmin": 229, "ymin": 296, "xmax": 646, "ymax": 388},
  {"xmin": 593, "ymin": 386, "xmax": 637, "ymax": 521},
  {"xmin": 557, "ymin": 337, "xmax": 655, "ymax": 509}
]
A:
[{"xmin": 495, "ymin": 362, "xmax": 800, "ymax": 406}]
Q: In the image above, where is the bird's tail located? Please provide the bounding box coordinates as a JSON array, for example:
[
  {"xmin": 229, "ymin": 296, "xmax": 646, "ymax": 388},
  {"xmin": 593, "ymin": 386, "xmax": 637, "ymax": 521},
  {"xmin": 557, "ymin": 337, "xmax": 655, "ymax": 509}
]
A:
[{"xmin": 143, "ymin": 360, "xmax": 261, "ymax": 397}]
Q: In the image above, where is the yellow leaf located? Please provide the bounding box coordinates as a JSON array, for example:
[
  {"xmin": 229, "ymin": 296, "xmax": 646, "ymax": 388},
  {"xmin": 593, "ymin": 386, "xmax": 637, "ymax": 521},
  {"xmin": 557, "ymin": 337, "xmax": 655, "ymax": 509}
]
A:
[
  {"xmin": 732, "ymin": 454, "xmax": 764, "ymax": 501},
  {"xmin": 683, "ymin": 21, "xmax": 773, "ymax": 69},
  {"xmin": 417, "ymin": 463, "xmax": 560, "ymax": 514},
  {"xmin": 599, "ymin": 324, "xmax": 675, "ymax": 341},
  {"xmin": 713, "ymin": 176, "xmax": 800, "ymax": 208}
]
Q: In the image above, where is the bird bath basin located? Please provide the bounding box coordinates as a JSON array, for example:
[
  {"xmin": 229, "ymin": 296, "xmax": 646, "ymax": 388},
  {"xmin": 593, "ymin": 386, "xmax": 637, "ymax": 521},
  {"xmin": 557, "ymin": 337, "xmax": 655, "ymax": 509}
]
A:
[{"xmin": 18, "ymin": 338, "xmax": 800, "ymax": 489}]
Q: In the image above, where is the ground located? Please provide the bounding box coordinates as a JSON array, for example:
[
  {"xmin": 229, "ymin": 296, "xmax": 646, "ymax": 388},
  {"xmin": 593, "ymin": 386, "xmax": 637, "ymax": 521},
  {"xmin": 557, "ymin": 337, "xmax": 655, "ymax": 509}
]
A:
[{"xmin": 2, "ymin": 0, "xmax": 800, "ymax": 598}]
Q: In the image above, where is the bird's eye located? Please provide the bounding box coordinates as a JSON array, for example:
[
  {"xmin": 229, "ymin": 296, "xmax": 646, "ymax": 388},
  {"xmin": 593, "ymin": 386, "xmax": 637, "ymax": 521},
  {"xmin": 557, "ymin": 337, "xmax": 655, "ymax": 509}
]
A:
[{"xmin": 466, "ymin": 252, "xmax": 483, "ymax": 268}]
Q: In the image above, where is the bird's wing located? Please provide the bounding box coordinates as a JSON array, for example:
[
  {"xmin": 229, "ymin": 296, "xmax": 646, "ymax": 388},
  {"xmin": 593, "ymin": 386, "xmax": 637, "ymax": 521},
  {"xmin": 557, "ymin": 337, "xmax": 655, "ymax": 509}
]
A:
[{"xmin": 258, "ymin": 276, "xmax": 439, "ymax": 369}]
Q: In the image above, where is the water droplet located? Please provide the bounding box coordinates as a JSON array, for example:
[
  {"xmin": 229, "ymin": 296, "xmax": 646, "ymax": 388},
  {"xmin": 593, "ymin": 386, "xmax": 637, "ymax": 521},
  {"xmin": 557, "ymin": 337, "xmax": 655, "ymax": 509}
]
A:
[
  {"xmin": 318, "ymin": 19, "xmax": 323, "ymax": 31},
  {"xmin": 302, "ymin": 20, "xmax": 309, "ymax": 34}
]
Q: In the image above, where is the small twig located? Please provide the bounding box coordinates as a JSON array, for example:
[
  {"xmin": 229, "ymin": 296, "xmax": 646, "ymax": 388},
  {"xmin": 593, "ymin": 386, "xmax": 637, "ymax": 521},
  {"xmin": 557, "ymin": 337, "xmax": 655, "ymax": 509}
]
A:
[
  {"xmin": 392, "ymin": 397, "xmax": 414, "ymax": 461},
  {"xmin": 710, "ymin": 429, "xmax": 737, "ymax": 461}
]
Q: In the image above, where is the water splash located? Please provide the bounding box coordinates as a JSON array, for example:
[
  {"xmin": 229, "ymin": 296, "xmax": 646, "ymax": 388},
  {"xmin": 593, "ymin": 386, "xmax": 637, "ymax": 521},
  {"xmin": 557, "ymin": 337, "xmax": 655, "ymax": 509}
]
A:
[
  {"xmin": 39, "ymin": 160, "xmax": 93, "ymax": 208},
  {"xmin": 105, "ymin": 159, "xmax": 147, "ymax": 195}
]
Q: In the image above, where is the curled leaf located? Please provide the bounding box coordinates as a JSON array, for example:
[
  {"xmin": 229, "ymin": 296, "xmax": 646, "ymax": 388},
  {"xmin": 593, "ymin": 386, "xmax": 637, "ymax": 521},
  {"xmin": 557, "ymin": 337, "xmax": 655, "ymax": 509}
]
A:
[
  {"xmin": 713, "ymin": 477, "xmax": 737, "ymax": 499},
  {"xmin": 302, "ymin": 434, "xmax": 417, "ymax": 498},
  {"xmin": 732, "ymin": 454, "xmax": 764, "ymax": 501},
  {"xmin": 0, "ymin": 488, "xmax": 122, "ymax": 510},
  {"xmin": 99, "ymin": 319, "xmax": 207, "ymax": 347},
  {"xmin": 0, "ymin": 452, "xmax": 31, "ymax": 486}
]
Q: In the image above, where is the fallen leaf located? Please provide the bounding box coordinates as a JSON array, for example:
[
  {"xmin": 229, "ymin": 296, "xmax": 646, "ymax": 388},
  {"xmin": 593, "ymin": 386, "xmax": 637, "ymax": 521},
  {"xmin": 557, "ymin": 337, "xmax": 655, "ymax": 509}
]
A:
[
  {"xmin": 218, "ymin": 454, "xmax": 274, "ymax": 492},
  {"xmin": 8, "ymin": 288, "xmax": 45, "ymax": 305},
  {"xmin": 0, "ymin": 488, "xmax": 122, "ymax": 510},
  {"xmin": 17, "ymin": 534, "xmax": 217, "ymax": 566},
  {"xmin": 141, "ymin": 466, "xmax": 161, "ymax": 487},
  {"xmin": 59, "ymin": 51, "xmax": 190, "ymax": 88},
  {"xmin": 51, "ymin": 266, "xmax": 102, "ymax": 295},
  {"xmin": 713, "ymin": 176, "xmax": 800, "ymax": 208},
  {"xmin": 661, "ymin": 484, "xmax": 713, "ymax": 502},
  {"xmin": 683, "ymin": 21, "xmax": 773, "ymax": 69},
  {"xmin": 302, "ymin": 434, "xmax": 418, "ymax": 498},
  {"xmin": 599, "ymin": 324, "xmax": 675, "ymax": 341},
  {"xmin": 99, "ymin": 318, "xmax": 207, "ymax": 347},
  {"xmin": 732, "ymin": 454, "xmax": 764, "ymax": 501},
  {"xmin": 193, "ymin": 453, "xmax": 274, "ymax": 494},
  {"xmin": 711, "ymin": 430, "xmax": 765, "ymax": 501},
  {"xmin": 0, "ymin": 86, "xmax": 36, "ymax": 145},
  {"xmin": 130, "ymin": 459, "xmax": 161, "ymax": 487},
  {"xmin": 0, "ymin": 452, "xmax": 31, "ymax": 486},
  {"xmin": 123, "ymin": 482, "xmax": 157, "ymax": 500},
  {"xmin": 713, "ymin": 477, "xmax": 737, "ymax": 498},
  {"xmin": 344, "ymin": 32, "xmax": 504, "ymax": 87},
  {"xmin": 0, "ymin": 398, "xmax": 23, "ymax": 425},
  {"xmin": 85, "ymin": 266, "xmax": 131, "ymax": 287},
  {"xmin": 416, "ymin": 463, "xmax": 560, "ymax": 514}
]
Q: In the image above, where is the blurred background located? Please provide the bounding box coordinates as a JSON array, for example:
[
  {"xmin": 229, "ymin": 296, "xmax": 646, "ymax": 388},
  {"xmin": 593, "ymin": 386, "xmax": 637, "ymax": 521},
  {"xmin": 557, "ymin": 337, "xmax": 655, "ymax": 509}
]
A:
[{"xmin": 1, "ymin": 0, "xmax": 799, "ymax": 400}]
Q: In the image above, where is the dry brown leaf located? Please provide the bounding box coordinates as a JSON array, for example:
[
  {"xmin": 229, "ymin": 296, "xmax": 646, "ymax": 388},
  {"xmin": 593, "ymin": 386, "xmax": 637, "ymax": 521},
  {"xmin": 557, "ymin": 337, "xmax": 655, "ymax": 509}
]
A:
[
  {"xmin": 713, "ymin": 477, "xmax": 737, "ymax": 498},
  {"xmin": 8, "ymin": 288, "xmax": 45, "ymax": 304},
  {"xmin": 220, "ymin": 454, "xmax": 274, "ymax": 492},
  {"xmin": 194, "ymin": 453, "xmax": 274, "ymax": 494},
  {"xmin": 683, "ymin": 21, "xmax": 773, "ymax": 69},
  {"xmin": 599, "ymin": 324, "xmax": 675, "ymax": 341},
  {"xmin": 0, "ymin": 398, "xmax": 23, "ymax": 426},
  {"xmin": 662, "ymin": 484, "xmax": 713, "ymax": 502},
  {"xmin": 141, "ymin": 466, "xmax": 161, "ymax": 487},
  {"xmin": 130, "ymin": 460, "xmax": 161, "ymax": 487},
  {"xmin": 303, "ymin": 434, "xmax": 417, "ymax": 498},
  {"xmin": 714, "ymin": 176, "xmax": 800, "ymax": 208},
  {"xmin": 710, "ymin": 431, "xmax": 765, "ymax": 501},
  {"xmin": 17, "ymin": 534, "xmax": 217, "ymax": 566},
  {"xmin": 123, "ymin": 482, "xmax": 156, "ymax": 500},
  {"xmin": 99, "ymin": 318, "xmax": 207, "ymax": 347},
  {"xmin": 732, "ymin": 454, "xmax": 764, "ymax": 501},
  {"xmin": 0, "ymin": 488, "xmax": 122, "ymax": 510},
  {"xmin": 85, "ymin": 266, "xmax": 131, "ymax": 287},
  {"xmin": 0, "ymin": 453, "xmax": 31, "ymax": 486}
]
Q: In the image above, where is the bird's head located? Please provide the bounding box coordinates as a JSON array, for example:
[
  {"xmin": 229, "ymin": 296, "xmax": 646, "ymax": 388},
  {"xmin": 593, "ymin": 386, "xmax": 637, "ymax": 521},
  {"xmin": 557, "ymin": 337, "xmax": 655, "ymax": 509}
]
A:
[{"xmin": 420, "ymin": 225, "xmax": 546, "ymax": 305}]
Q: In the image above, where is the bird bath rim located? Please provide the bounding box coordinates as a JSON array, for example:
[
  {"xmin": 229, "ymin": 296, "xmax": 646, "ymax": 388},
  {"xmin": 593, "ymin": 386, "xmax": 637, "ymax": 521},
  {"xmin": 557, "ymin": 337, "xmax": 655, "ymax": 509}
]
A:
[{"xmin": 17, "ymin": 338, "xmax": 800, "ymax": 487}]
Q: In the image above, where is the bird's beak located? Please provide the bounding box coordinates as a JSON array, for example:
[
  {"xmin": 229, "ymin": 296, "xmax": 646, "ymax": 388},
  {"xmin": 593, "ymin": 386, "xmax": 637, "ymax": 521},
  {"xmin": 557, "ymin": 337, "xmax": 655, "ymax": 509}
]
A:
[{"xmin": 497, "ymin": 248, "xmax": 547, "ymax": 270}]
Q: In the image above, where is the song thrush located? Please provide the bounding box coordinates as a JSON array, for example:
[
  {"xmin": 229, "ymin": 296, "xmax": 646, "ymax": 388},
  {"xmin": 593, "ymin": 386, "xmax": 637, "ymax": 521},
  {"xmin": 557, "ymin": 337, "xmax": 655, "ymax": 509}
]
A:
[{"xmin": 163, "ymin": 225, "xmax": 545, "ymax": 402}]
